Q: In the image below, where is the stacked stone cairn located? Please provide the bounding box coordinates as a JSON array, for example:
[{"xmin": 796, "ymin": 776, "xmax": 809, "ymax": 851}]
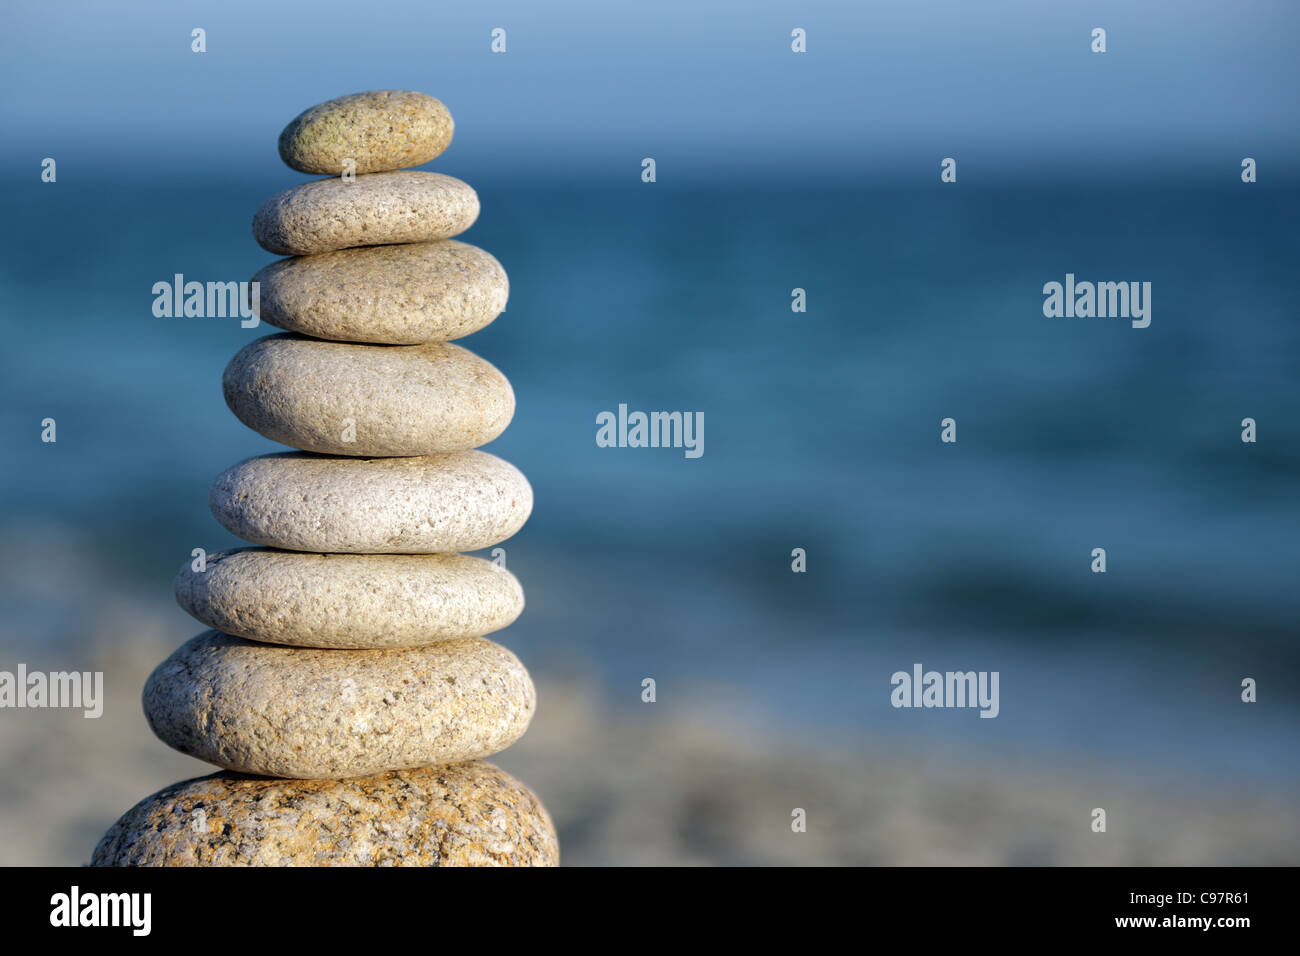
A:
[{"xmin": 92, "ymin": 91, "xmax": 557, "ymax": 866}]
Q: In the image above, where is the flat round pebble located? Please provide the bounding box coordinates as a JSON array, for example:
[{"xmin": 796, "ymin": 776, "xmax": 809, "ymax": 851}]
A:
[
  {"xmin": 252, "ymin": 171, "xmax": 479, "ymax": 256},
  {"xmin": 278, "ymin": 90, "xmax": 454, "ymax": 176},
  {"xmin": 175, "ymin": 549, "xmax": 524, "ymax": 649},
  {"xmin": 143, "ymin": 632, "xmax": 536, "ymax": 779},
  {"xmin": 91, "ymin": 761, "xmax": 558, "ymax": 866},
  {"xmin": 252, "ymin": 240, "xmax": 508, "ymax": 344},
  {"xmin": 209, "ymin": 450, "xmax": 532, "ymax": 553},
  {"xmin": 222, "ymin": 334, "xmax": 515, "ymax": 456}
]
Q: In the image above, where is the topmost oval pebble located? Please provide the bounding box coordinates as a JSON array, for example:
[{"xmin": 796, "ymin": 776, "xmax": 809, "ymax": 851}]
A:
[{"xmin": 278, "ymin": 90, "xmax": 454, "ymax": 176}]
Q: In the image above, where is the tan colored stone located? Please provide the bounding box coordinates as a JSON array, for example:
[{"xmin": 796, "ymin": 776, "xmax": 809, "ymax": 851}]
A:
[
  {"xmin": 209, "ymin": 450, "xmax": 531, "ymax": 553},
  {"xmin": 222, "ymin": 334, "xmax": 514, "ymax": 456},
  {"xmin": 91, "ymin": 761, "xmax": 558, "ymax": 866},
  {"xmin": 278, "ymin": 90, "xmax": 454, "ymax": 176},
  {"xmin": 143, "ymin": 632, "xmax": 535, "ymax": 779},
  {"xmin": 252, "ymin": 171, "xmax": 478, "ymax": 256},
  {"xmin": 252, "ymin": 240, "xmax": 508, "ymax": 344},
  {"xmin": 248, "ymin": 239, "xmax": 506, "ymax": 343},
  {"xmin": 174, "ymin": 549, "xmax": 524, "ymax": 648}
]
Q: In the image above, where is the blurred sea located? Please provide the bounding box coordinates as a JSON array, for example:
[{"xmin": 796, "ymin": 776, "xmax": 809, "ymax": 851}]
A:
[{"xmin": 2, "ymin": 173, "xmax": 1298, "ymax": 786}]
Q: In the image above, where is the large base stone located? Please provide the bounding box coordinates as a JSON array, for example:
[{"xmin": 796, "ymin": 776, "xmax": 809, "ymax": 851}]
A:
[{"xmin": 92, "ymin": 761, "xmax": 558, "ymax": 867}]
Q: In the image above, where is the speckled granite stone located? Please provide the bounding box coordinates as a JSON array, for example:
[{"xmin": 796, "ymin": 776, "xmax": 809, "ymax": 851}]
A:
[
  {"xmin": 278, "ymin": 90, "xmax": 454, "ymax": 176},
  {"xmin": 252, "ymin": 171, "xmax": 478, "ymax": 256},
  {"xmin": 252, "ymin": 240, "xmax": 508, "ymax": 344},
  {"xmin": 222, "ymin": 334, "xmax": 514, "ymax": 456},
  {"xmin": 209, "ymin": 450, "xmax": 532, "ymax": 553},
  {"xmin": 91, "ymin": 761, "xmax": 558, "ymax": 867},
  {"xmin": 143, "ymin": 632, "xmax": 535, "ymax": 779},
  {"xmin": 175, "ymin": 549, "xmax": 524, "ymax": 648}
]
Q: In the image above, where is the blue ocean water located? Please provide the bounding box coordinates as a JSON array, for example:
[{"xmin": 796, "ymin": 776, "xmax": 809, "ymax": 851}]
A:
[{"xmin": 2, "ymin": 174, "xmax": 1297, "ymax": 781}]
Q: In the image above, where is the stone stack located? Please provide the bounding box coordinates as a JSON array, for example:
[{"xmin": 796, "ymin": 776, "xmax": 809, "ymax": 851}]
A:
[{"xmin": 93, "ymin": 91, "xmax": 557, "ymax": 866}]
